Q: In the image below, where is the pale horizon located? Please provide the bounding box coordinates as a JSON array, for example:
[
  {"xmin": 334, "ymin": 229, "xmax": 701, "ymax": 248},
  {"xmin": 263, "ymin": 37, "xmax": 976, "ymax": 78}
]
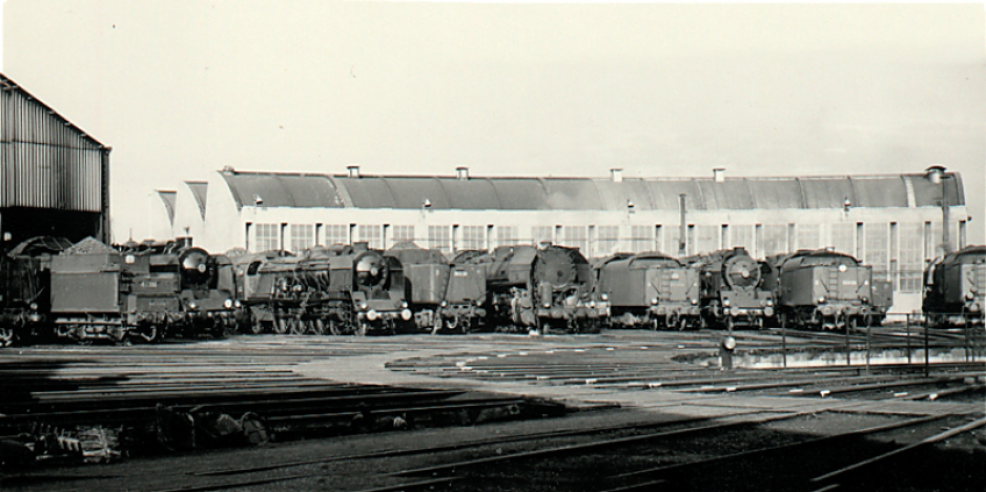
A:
[{"xmin": 3, "ymin": 1, "xmax": 984, "ymax": 242}]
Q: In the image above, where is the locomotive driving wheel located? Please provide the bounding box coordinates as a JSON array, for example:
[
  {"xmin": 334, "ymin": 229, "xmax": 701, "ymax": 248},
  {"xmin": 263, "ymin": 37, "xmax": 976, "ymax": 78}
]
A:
[
  {"xmin": 273, "ymin": 317, "xmax": 289, "ymax": 335},
  {"xmin": 289, "ymin": 317, "xmax": 306, "ymax": 335},
  {"xmin": 0, "ymin": 327, "xmax": 15, "ymax": 347},
  {"xmin": 313, "ymin": 318, "xmax": 328, "ymax": 336}
]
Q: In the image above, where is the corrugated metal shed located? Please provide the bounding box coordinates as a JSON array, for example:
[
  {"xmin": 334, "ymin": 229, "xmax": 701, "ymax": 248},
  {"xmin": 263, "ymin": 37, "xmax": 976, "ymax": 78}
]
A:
[
  {"xmin": 747, "ymin": 178, "xmax": 804, "ymax": 209},
  {"xmin": 908, "ymin": 173, "xmax": 965, "ymax": 208},
  {"xmin": 185, "ymin": 181, "xmax": 208, "ymax": 220},
  {"xmin": 218, "ymin": 170, "xmax": 966, "ymax": 211},
  {"xmin": 437, "ymin": 177, "xmax": 502, "ymax": 209},
  {"xmin": 0, "ymin": 72, "xmax": 110, "ymax": 243},
  {"xmin": 1, "ymin": 73, "xmax": 108, "ymax": 213},
  {"xmin": 799, "ymin": 177, "xmax": 856, "ymax": 209},
  {"xmin": 221, "ymin": 172, "xmax": 345, "ymax": 209},
  {"xmin": 542, "ymin": 178, "xmax": 603, "ymax": 210},
  {"xmin": 488, "ymin": 178, "xmax": 551, "ymax": 210},
  {"xmin": 851, "ymin": 176, "xmax": 909, "ymax": 208}
]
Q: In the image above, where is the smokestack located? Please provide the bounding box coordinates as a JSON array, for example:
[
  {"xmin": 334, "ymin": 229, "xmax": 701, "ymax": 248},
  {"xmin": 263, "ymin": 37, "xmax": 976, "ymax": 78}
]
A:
[
  {"xmin": 611, "ymin": 168, "xmax": 623, "ymax": 183},
  {"xmin": 347, "ymin": 165, "xmax": 360, "ymax": 178},
  {"xmin": 713, "ymin": 168, "xmax": 725, "ymax": 183},
  {"xmin": 456, "ymin": 166, "xmax": 469, "ymax": 180}
]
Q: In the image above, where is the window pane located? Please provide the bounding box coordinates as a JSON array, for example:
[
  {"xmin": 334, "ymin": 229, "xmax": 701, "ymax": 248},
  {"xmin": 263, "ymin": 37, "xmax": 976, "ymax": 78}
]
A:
[
  {"xmin": 732, "ymin": 226, "xmax": 754, "ymax": 253},
  {"xmin": 461, "ymin": 225, "xmax": 485, "ymax": 251},
  {"xmin": 596, "ymin": 225, "xmax": 620, "ymax": 257},
  {"xmin": 324, "ymin": 224, "xmax": 347, "ymax": 247},
  {"xmin": 391, "ymin": 225, "xmax": 415, "ymax": 247},
  {"xmin": 761, "ymin": 225, "xmax": 787, "ymax": 257},
  {"xmin": 290, "ymin": 224, "xmax": 313, "ymax": 252},
  {"xmin": 899, "ymin": 223, "xmax": 923, "ymax": 293},
  {"xmin": 497, "ymin": 226, "xmax": 519, "ymax": 247},
  {"xmin": 561, "ymin": 226, "xmax": 587, "ymax": 254},
  {"xmin": 865, "ymin": 223, "xmax": 889, "ymax": 281},
  {"xmin": 358, "ymin": 224, "xmax": 382, "ymax": 249},
  {"xmin": 255, "ymin": 223, "xmax": 279, "ymax": 252},
  {"xmin": 531, "ymin": 226, "xmax": 553, "ymax": 245},
  {"xmin": 629, "ymin": 225, "xmax": 653, "ymax": 253},
  {"xmin": 428, "ymin": 226, "xmax": 450, "ymax": 255},
  {"xmin": 695, "ymin": 225, "xmax": 718, "ymax": 254},
  {"xmin": 796, "ymin": 224, "xmax": 821, "ymax": 251},
  {"xmin": 830, "ymin": 223, "xmax": 854, "ymax": 256}
]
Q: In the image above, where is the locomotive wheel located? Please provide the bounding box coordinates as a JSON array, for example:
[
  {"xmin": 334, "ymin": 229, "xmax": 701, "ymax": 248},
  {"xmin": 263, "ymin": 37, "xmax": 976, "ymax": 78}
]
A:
[
  {"xmin": 249, "ymin": 318, "xmax": 266, "ymax": 335},
  {"xmin": 289, "ymin": 318, "xmax": 306, "ymax": 335},
  {"xmin": 328, "ymin": 319, "xmax": 342, "ymax": 336},
  {"xmin": 273, "ymin": 318, "xmax": 289, "ymax": 335},
  {"xmin": 314, "ymin": 318, "xmax": 328, "ymax": 336},
  {"xmin": 356, "ymin": 321, "xmax": 369, "ymax": 337},
  {"xmin": 0, "ymin": 327, "xmax": 16, "ymax": 347}
]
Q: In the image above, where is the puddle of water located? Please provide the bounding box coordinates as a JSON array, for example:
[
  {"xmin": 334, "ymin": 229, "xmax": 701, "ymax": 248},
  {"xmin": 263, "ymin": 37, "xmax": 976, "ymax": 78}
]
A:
[{"xmin": 689, "ymin": 348, "xmax": 984, "ymax": 369}]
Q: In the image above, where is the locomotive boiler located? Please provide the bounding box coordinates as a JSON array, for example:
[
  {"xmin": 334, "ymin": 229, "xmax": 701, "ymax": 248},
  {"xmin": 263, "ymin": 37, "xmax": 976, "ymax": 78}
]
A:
[
  {"xmin": 762, "ymin": 249, "xmax": 876, "ymax": 330},
  {"xmin": 594, "ymin": 252, "xmax": 701, "ymax": 330},
  {"xmin": 685, "ymin": 247, "xmax": 774, "ymax": 330},
  {"xmin": 923, "ymin": 245, "xmax": 985, "ymax": 328},
  {"xmin": 459, "ymin": 244, "xmax": 606, "ymax": 334}
]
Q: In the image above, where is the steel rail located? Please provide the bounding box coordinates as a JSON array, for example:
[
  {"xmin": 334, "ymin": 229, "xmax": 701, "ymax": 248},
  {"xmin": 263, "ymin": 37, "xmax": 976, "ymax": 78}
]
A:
[
  {"xmin": 810, "ymin": 416, "xmax": 986, "ymax": 483},
  {"xmin": 389, "ymin": 411, "xmax": 810, "ymax": 478},
  {"xmin": 607, "ymin": 413, "xmax": 951, "ymax": 481},
  {"xmin": 187, "ymin": 413, "xmax": 731, "ymax": 477}
]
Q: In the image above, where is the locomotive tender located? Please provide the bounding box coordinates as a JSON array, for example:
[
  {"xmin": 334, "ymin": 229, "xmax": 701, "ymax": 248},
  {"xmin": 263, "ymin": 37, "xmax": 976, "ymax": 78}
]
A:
[
  {"xmin": 762, "ymin": 249, "xmax": 878, "ymax": 330},
  {"xmin": 386, "ymin": 244, "xmax": 487, "ymax": 334},
  {"xmin": 594, "ymin": 252, "xmax": 701, "ymax": 330},
  {"xmin": 923, "ymin": 245, "xmax": 985, "ymax": 328}
]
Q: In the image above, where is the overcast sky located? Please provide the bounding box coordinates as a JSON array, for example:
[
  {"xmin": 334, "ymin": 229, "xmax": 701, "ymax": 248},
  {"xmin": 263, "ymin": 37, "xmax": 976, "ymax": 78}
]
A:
[{"xmin": 3, "ymin": 1, "xmax": 984, "ymax": 243}]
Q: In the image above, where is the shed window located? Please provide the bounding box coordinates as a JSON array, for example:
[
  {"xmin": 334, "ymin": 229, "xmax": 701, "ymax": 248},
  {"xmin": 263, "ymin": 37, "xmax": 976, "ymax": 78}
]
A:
[
  {"xmin": 460, "ymin": 226, "xmax": 485, "ymax": 251},
  {"xmin": 290, "ymin": 224, "xmax": 314, "ymax": 253},
  {"xmin": 391, "ymin": 225, "xmax": 415, "ymax": 247},
  {"xmin": 428, "ymin": 226, "xmax": 451, "ymax": 255},
  {"xmin": 497, "ymin": 226, "xmax": 519, "ymax": 247},
  {"xmin": 830, "ymin": 223, "xmax": 854, "ymax": 256},
  {"xmin": 596, "ymin": 226, "xmax": 620, "ymax": 257},
  {"xmin": 561, "ymin": 226, "xmax": 587, "ymax": 254},
  {"xmin": 255, "ymin": 223, "xmax": 279, "ymax": 252},
  {"xmin": 629, "ymin": 225, "xmax": 653, "ymax": 253},
  {"xmin": 358, "ymin": 225, "xmax": 383, "ymax": 250},
  {"xmin": 899, "ymin": 223, "xmax": 923, "ymax": 293}
]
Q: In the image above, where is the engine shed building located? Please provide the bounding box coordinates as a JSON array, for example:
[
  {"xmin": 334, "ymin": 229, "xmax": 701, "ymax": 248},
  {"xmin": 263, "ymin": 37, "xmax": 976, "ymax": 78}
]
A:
[
  {"xmin": 158, "ymin": 165, "xmax": 970, "ymax": 315},
  {"xmin": 0, "ymin": 73, "xmax": 111, "ymax": 246}
]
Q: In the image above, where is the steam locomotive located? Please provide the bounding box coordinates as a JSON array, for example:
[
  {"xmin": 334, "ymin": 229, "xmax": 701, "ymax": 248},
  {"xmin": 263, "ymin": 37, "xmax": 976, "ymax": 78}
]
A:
[
  {"xmin": 385, "ymin": 244, "xmax": 487, "ymax": 334},
  {"xmin": 683, "ymin": 247, "xmax": 774, "ymax": 330},
  {"xmin": 0, "ymin": 237, "xmax": 238, "ymax": 346},
  {"xmin": 234, "ymin": 243, "xmax": 410, "ymax": 336},
  {"xmin": 761, "ymin": 249, "xmax": 880, "ymax": 330},
  {"xmin": 456, "ymin": 244, "xmax": 608, "ymax": 334},
  {"xmin": 923, "ymin": 245, "xmax": 985, "ymax": 328},
  {"xmin": 594, "ymin": 252, "xmax": 701, "ymax": 330}
]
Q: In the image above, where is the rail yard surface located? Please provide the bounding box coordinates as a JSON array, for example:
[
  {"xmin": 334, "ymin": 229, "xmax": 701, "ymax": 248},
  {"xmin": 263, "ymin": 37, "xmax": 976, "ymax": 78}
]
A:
[{"xmin": 2, "ymin": 328, "xmax": 984, "ymax": 492}]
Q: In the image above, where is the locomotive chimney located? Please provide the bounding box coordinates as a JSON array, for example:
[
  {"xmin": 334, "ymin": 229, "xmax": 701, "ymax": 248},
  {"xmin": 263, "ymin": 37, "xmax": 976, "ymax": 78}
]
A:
[
  {"xmin": 347, "ymin": 165, "xmax": 361, "ymax": 179},
  {"xmin": 456, "ymin": 166, "xmax": 469, "ymax": 180},
  {"xmin": 611, "ymin": 168, "xmax": 623, "ymax": 183},
  {"xmin": 713, "ymin": 168, "xmax": 725, "ymax": 183},
  {"xmin": 925, "ymin": 165, "xmax": 945, "ymax": 185}
]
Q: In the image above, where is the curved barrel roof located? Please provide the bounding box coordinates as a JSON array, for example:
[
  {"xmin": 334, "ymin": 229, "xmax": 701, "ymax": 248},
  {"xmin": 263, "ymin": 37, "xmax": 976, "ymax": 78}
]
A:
[{"xmin": 218, "ymin": 170, "xmax": 966, "ymax": 211}]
